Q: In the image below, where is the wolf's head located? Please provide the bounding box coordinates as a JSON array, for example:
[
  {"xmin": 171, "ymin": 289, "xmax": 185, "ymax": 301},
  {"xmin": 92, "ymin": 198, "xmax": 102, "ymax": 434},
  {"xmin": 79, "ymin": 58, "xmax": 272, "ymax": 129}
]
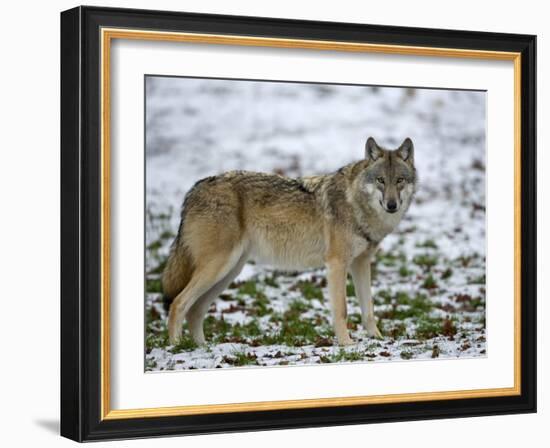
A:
[{"xmin": 360, "ymin": 137, "xmax": 417, "ymax": 214}]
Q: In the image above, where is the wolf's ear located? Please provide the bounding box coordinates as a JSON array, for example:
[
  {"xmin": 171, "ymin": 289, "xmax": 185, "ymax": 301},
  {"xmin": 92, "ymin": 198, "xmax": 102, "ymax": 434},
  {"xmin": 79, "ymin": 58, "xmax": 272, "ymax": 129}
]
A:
[
  {"xmin": 396, "ymin": 138, "xmax": 414, "ymax": 162},
  {"xmin": 365, "ymin": 137, "xmax": 383, "ymax": 161}
]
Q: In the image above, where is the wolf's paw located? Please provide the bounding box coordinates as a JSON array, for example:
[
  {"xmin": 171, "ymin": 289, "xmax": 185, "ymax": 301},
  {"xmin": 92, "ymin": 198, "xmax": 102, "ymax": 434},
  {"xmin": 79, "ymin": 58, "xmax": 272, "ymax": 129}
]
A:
[
  {"xmin": 337, "ymin": 334, "xmax": 355, "ymax": 346},
  {"xmin": 168, "ymin": 330, "xmax": 182, "ymax": 346},
  {"xmin": 365, "ymin": 318, "xmax": 383, "ymax": 339}
]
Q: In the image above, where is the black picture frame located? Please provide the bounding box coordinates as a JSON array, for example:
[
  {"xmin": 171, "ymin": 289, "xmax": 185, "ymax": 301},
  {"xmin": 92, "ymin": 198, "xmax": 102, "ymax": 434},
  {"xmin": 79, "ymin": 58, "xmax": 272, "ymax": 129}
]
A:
[{"xmin": 61, "ymin": 5, "xmax": 536, "ymax": 442}]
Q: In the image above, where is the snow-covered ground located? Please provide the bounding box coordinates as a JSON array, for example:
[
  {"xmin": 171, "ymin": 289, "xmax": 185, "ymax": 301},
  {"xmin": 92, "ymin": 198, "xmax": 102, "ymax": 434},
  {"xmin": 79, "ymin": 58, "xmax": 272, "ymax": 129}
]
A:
[{"xmin": 144, "ymin": 76, "xmax": 486, "ymax": 371}]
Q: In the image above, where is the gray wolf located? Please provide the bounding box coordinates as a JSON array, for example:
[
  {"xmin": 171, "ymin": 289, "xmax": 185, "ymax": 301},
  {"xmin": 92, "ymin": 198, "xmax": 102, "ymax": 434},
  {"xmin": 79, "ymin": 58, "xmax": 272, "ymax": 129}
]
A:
[{"xmin": 162, "ymin": 137, "xmax": 417, "ymax": 346}]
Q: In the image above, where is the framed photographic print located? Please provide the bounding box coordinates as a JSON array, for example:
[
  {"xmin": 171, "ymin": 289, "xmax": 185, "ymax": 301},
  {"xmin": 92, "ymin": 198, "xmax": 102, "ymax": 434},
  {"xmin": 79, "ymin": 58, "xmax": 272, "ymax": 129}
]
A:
[{"xmin": 60, "ymin": 6, "xmax": 536, "ymax": 442}]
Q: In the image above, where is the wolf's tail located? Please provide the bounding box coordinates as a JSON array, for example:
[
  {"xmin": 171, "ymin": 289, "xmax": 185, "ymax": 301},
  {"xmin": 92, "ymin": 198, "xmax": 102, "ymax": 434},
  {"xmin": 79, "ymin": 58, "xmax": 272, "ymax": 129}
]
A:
[{"xmin": 161, "ymin": 239, "xmax": 194, "ymax": 312}]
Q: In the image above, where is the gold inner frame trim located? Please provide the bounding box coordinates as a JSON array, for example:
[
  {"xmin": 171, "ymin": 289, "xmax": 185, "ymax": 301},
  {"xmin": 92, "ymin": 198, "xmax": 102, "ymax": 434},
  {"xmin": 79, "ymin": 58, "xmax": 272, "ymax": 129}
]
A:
[{"xmin": 100, "ymin": 27, "xmax": 522, "ymax": 421}]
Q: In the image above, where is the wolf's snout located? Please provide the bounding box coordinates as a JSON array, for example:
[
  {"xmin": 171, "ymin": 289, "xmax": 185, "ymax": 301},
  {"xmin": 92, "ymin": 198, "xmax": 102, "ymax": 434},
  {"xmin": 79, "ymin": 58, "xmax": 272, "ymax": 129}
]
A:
[{"xmin": 386, "ymin": 199, "xmax": 398, "ymax": 213}]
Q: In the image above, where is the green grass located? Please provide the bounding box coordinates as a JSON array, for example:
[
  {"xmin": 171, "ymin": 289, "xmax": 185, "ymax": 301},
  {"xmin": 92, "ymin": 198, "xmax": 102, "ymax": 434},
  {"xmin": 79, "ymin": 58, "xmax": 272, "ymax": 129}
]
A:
[
  {"xmin": 376, "ymin": 251, "xmax": 407, "ymax": 267},
  {"xmin": 204, "ymin": 315, "xmax": 233, "ymax": 343},
  {"xmin": 146, "ymin": 278, "xmax": 162, "ymax": 293},
  {"xmin": 455, "ymin": 253, "xmax": 480, "ymax": 268},
  {"xmin": 413, "ymin": 254, "xmax": 438, "ymax": 270},
  {"xmin": 379, "ymin": 292, "xmax": 434, "ymax": 320},
  {"xmin": 284, "ymin": 319, "xmax": 324, "ymax": 345},
  {"xmin": 223, "ymin": 351, "xmax": 258, "ymax": 366},
  {"xmin": 250, "ymin": 292, "xmax": 272, "ymax": 316},
  {"xmin": 421, "ymin": 273, "xmax": 438, "ymax": 290},
  {"xmin": 416, "ymin": 239, "xmax": 438, "ymax": 249},
  {"xmin": 172, "ymin": 335, "xmax": 199, "ymax": 351},
  {"xmin": 328, "ymin": 349, "xmax": 369, "ymax": 363},
  {"xmin": 382, "ymin": 320, "xmax": 408, "ymax": 339},
  {"xmin": 238, "ymin": 281, "xmax": 259, "ymax": 297},
  {"xmin": 146, "ymin": 330, "xmax": 169, "ymax": 350},
  {"xmin": 264, "ymin": 275, "xmax": 280, "ymax": 288},
  {"xmin": 376, "ymin": 289, "xmax": 393, "ymax": 304},
  {"xmin": 230, "ymin": 320, "xmax": 263, "ymax": 339},
  {"xmin": 414, "ymin": 318, "xmax": 442, "ymax": 340},
  {"xmin": 260, "ymin": 299, "xmax": 333, "ymax": 346},
  {"xmin": 159, "ymin": 230, "xmax": 174, "ymax": 240},
  {"xmin": 234, "ymin": 281, "xmax": 275, "ymax": 317},
  {"xmin": 295, "ymin": 280, "xmax": 324, "ymax": 301},
  {"xmin": 456, "ymin": 295, "xmax": 486, "ymax": 312},
  {"xmin": 147, "ymin": 240, "xmax": 163, "ymax": 251},
  {"xmin": 415, "ymin": 316, "xmax": 457, "ymax": 340}
]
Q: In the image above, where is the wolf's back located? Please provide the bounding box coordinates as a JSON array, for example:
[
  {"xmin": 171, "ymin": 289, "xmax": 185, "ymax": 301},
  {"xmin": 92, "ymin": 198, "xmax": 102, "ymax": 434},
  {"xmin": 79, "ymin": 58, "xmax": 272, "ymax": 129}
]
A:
[{"xmin": 161, "ymin": 170, "xmax": 321, "ymax": 311}]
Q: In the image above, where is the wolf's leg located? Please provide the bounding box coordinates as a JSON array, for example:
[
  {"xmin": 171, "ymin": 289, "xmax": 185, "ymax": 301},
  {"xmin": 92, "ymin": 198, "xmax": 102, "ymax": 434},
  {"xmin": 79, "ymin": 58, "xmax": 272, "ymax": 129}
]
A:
[
  {"xmin": 350, "ymin": 251, "xmax": 382, "ymax": 339},
  {"xmin": 168, "ymin": 248, "xmax": 243, "ymax": 345},
  {"xmin": 326, "ymin": 259, "xmax": 354, "ymax": 346},
  {"xmin": 186, "ymin": 254, "xmax": 247, "ymax": 345}
]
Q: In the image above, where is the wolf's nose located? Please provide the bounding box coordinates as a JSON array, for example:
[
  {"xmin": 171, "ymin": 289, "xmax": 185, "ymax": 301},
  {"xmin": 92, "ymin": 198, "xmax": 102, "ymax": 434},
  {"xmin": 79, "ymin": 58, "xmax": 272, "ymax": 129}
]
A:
[{"xmin": 387, "ymin": 200, "xmax": 397, "ymax": 211}]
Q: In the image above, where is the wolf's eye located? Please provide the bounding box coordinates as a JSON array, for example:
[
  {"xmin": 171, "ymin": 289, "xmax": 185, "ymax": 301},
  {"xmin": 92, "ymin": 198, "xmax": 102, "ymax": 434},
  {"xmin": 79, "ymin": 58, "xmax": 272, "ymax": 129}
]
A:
[
  {"xmin": 396, "ymin": 177, "xmax": 405, "ymax": 184},
  {"xmin": 376, "ymin": 177, "xmax": 385, "ymax": 184}
]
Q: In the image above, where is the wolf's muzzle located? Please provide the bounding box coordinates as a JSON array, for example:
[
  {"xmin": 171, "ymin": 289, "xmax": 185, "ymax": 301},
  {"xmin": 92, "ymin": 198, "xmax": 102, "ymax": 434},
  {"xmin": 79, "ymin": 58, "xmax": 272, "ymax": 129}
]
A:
[{"xmin": 386, "ymin": 199, "xmax": 398, "ymax": 213}]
